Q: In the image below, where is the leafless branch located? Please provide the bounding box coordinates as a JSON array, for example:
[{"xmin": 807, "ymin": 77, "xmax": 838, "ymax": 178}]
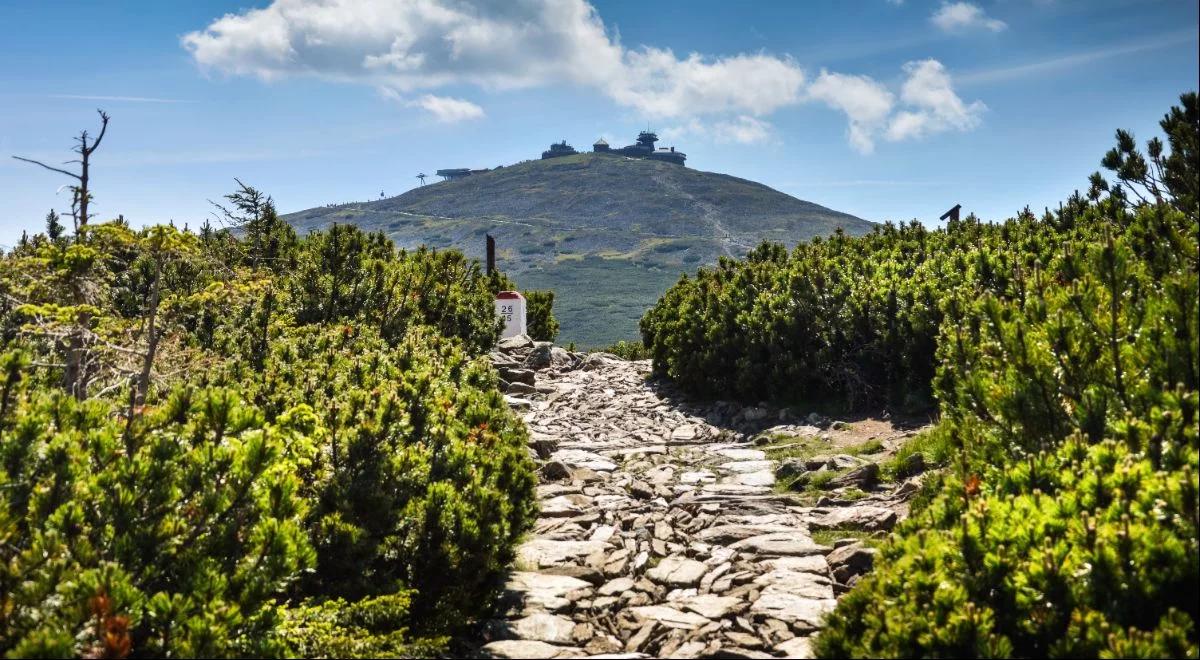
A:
[{"xmin": 11, "ymin": 156, "xmax": 81, "ymax": 180}]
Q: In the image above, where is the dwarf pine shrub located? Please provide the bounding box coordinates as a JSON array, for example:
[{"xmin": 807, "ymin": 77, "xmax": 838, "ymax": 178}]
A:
[
  {"xmin": 641, "ymin": 93, "xmax": 1199, "ymax": 657},
  {"xmin": 0, "ymin": 193, "xmax": 540, "ymax": 656}
]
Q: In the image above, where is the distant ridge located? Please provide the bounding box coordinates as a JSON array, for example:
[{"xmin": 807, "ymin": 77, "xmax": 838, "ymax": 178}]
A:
[{"xmin": 285, "ymin": 152, "xmax": 873, "ymax": 346}]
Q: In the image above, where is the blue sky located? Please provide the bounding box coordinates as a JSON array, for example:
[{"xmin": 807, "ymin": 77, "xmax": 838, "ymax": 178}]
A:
[{"xmin": 1, "ymin": 0, "xmax": 1196, "ymax": 245}]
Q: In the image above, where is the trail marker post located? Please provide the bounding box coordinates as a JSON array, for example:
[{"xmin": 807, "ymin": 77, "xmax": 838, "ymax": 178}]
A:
[
  {"xmin": 495, "ymin": 291, "xmax": 526, "ymax": 338},
  {"xmin": 939, "ymin": 204, "xmax": 962, "ymax": 223},
  {"xmin": 486, "ymin": 234, "xmax": 496, "ymax": 276}
]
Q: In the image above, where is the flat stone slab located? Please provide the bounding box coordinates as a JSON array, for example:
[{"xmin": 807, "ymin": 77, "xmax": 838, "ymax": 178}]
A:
[
  {"xmin": 597, "ymin": 576, "xmax": 636, "ymax": 596},
  {"xmin": 630, "ymin": 605, "xmax": 710, "ymax": 630},
  {"xmin": 679, "ymin": 593, "xmax": 741, "ymax": 619},
  {"xmin": 749, "ymin": 590, "xmax": 837, "ymax": 630},
  {"xmin": 518, "ymin": 539, "xmax": 607, "ymax": 568},
  {"xmin": 753, "ymin": 570, "xmax": 835, "ymax": 600},
  {"xmin": 505, "ymin": 572, "xmax": 593, "ymax": 612},
  {"xmin": 700, "ymin": 483, "xmax": 771, "ymax": 495},
  {"xmin": 540, "ymin": 495, "xmax": 587, "ymax": 518},
  {"xmin": 549, "ymin": 449, "xmax": 617, "ymax": 472},
  {"xmin": 510, "ymin": 612, "xmax": 577, "ymax": 644},
  {"xmin": 647, "ymin": 556, "xmax": 708, "ymax": 587},
  {"xmin": 680, "ymin": 470, "xmax": 716, "ymax": 484},
  {"xmin": 716, "ymin": 460, "xmax": 775, "ymax": 473},
  {"xmin": 482, "ymin": 639, "xmax": 583, "ymax": 659},
  {"xmin": 810, "ymin": 505, "xmax": 897, "ymax": 532},
  {"xmin": 760, "ymin": 555, "xmax": 830, "ymax": 575},
  {"xmin": 713, "ymin": 448, "xmax": 767, "ymax": 461},
  {"xmin": 697, "ymin": 524, "xmax": 799, "ymax": 545},
  {"xmin": 729, "ymin": 469, "xmax": 776, "ymax": 486},
  {"xmin": 730, "ymin": 532, "xmax": 826, "ymax": 557},
  {"xmin": 672, "ymin": 425, "xmax": 698, "ymax": 441},
  {"xmin": 774, "ymin": 637, "xmax": 815, "ymax": 659}
]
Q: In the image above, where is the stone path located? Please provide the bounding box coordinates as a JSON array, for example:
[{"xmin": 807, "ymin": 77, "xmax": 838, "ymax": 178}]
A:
[{"xmin": 479, "ymin": 337, "xmax": 918, "ymax": 659}]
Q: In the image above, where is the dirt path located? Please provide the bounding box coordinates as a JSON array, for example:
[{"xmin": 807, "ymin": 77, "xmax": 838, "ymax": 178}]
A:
[
  {"xmin": 649, "ymin": 169, "xmax": 754, "ymax": 257},
  {"xmin": 479, "ymin": 341, "xmax": 926, "ymax": 658}
]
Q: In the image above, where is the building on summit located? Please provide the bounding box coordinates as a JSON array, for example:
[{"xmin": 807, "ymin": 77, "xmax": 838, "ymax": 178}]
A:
[
  {"xmin": 437, "ymin": 131, "xmax": 687, "ymax": 183},
  {"xmin": 435, "ymin": 168, "xmax": 489, "ymax": 182},
  {"xmin": 543, "ymin": 131, "xmax": 686, "ymax": 166},
  {"xmin": 541, "ymin": 140, "xmax": 579, "ymax": 160},
  {"xmin": 601, "ymin": 130, "xmax": 686, "ymax": 166}
]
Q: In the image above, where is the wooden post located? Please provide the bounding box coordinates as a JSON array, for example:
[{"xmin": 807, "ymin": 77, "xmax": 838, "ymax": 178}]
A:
[
  {"xmin": 486, "ymin": 234, "xmax": 496, "ymax": 275},
  {"xmin": 939, "ymin": 204, "xmax": 962, "ymax": 223}
]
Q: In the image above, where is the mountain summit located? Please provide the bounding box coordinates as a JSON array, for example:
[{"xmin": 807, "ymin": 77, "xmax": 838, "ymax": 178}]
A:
[{"xmin": 285, "ymin": 151, "xmax": 872, "ymax": 346}]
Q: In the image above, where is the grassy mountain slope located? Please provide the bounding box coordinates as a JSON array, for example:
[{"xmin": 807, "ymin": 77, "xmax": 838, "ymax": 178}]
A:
[{"xmin": 286, "ymin": 152, "xmax": 872, "ymax": 346}]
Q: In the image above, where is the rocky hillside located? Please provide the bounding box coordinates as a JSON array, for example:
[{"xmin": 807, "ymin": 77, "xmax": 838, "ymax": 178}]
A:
[{"xmin": 285, "ymin": 153, "xmax": 872, "ymax": 347}]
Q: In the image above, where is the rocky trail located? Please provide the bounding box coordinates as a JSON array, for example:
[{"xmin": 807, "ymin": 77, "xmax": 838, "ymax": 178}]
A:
[{"xmin": 477, "ymin": 337, "xmax": 928, "ymax": 659}]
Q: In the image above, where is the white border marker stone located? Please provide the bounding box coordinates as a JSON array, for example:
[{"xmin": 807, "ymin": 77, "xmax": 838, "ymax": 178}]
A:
[{"xmin": 496, "ymin": 291, "xmax": 527, "ymax": 338}]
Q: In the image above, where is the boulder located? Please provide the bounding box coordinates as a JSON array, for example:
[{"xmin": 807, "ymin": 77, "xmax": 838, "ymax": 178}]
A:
[
  {"xmin": 897, "ymin": 451, "xmax": 927, "ymax": 477},
  {"xmin": 530, "ymin": 437, "xmax": 558, "ymax": 460},
  {"xmin": 498, "ymin": 334, "xmax": 535, "ymax": 352},
  {"xmin": 775, "ymin": 457, "xmax": 808, "ymax": 479},
  {"xmin": 805, "ymin": 412, "xmax": 830, "ymax": 428},
  {"xmin": 826, "ymin": 542, "xmax": 877, "ymax": 584},
  {"xmin": 523, "ymin": 345, "xmax": 554, "ymax": 370},
  {"xmin": 506, "ymin": 381, "xmax": 537, "ymax": 395},
  {"xmin": 540, "ymin": 461, "xmax": 572, "ymax": 481},
  {"xmin": 499, "ymin": 366, "xmax": 537, "ymax": 385},
  {"xmin": 826, "ymin": 454, "xmax": 868, "ymax": 470},
  {"xmin": 828, "ymin": 462, "xmax": 880, "ymax": 489}
]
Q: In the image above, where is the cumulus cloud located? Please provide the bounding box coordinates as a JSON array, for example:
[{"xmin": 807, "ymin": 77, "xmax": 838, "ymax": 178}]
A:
[
  {"xmin": 612, "ymin": 50, "xmax": 804, "ymax": 118},
  {"xmin": 806, "ymin": 71, "xmax": 895, "ymax": 154},
  {"xmin": 886, "ymin": 59, "xmax": 985, "ymax": 141},
  {"xmin": 183, "ymin": 0, "xmax": 986, "ymax": 152},
  {"xmin": 931, "ymin": 2, "xmax": 1007, "ymax": 33},
  {"xmin": 407, "ymin": 94, "xmax": 485, "ymax": 123},
  {"xmin": 182, "ymin": 0, "xmax": 799, "ymax": 120},
  {"xmin": 806, "ymin": 60, "xmax": 982, "ymax": 153}
]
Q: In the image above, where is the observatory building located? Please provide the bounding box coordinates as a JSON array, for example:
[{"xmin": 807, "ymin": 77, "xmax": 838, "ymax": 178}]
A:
[
  {"xmin": 436, "ymin": 130, "xmax": 687, "ymax": 183},
  {"xmin": 541, "ymin": 131, "xmax": 686, "ymax": 166}
]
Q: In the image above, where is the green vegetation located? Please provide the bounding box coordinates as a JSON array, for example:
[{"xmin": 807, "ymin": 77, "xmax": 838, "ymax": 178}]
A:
[
  {"xmin": 596, "ymin": 339, "xmax": 653, "ymax": 360},
  {"xmin": 645, "ymin": 93, "xmax": 1200, "ymax": 657},
  {"xmin": 847, "ymin": 438, "xmax": 884, "ymax": 456},
  {"xmin": 0, "ymin": 179, "xmax": 537, "ymax": 656},
  {"xmin": 879, "ymin": 427, "xmax": 954, "ymax": 481},
  {"xmin": 522, "ymin": 290, "xmax": 559, "ymax": 342}
]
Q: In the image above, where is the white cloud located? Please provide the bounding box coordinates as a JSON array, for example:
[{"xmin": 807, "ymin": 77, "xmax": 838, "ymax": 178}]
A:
[
  {"xmin": 182, "ymin": 0, "xmax": 800, "ymax": 120},
  {"xmin": 931, "ymin": 2, "xmax": 1007, "ymax": 33},
  {"xmin": 806, "ymin": 71, "xmax": 895, "ymax": 154},
  {"xmin": 404, "ymin": 94, "xmax": 485, "ymax": 122},
  {"xmin": 612, "ymin": 50, "xmax": 804, "ymax": 118},
  {"xmin": 183, "ymin": 0, "xmax": 987, "ymax": 153},
  {"xmin": 886, "ymin": 59, "xmax": 985, "ymax": 141},
  {"xmin": 664, "ymin": 116, "xmax": 774, "ymax": 145}
]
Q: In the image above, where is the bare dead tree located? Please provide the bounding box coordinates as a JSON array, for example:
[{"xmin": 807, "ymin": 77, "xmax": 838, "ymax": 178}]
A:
[
  {"xmin": 13, "ymin": 109, "xmax": 110, "ymax": 232},
  {"xmin": 135, "ymin": 256, "xmax": 162, "ymax": 407},
  {"xmin": 12, "ymin": 110, "xmax": 110, "ymax": 399}
]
